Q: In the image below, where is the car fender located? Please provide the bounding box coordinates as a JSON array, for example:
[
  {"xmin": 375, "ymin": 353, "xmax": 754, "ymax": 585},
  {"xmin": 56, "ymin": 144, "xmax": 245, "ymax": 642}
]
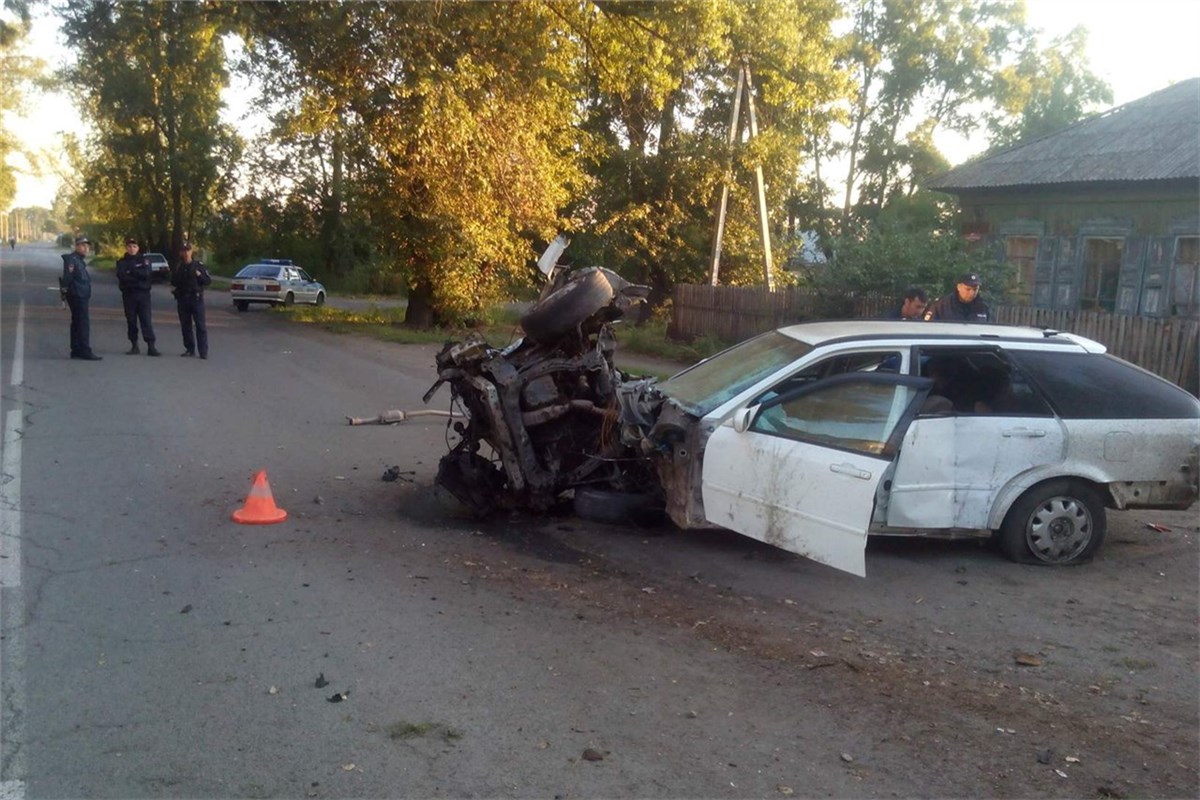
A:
[{"xmin": 987, "ymin": 468, "xmax": 1115, "ymax": 530}]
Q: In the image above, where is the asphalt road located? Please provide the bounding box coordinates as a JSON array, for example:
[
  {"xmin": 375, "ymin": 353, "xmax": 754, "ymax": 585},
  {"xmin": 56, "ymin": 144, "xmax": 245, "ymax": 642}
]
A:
[{"xmin": 1, "ymin": 241, "xmax": 1197, "ymax": 798}]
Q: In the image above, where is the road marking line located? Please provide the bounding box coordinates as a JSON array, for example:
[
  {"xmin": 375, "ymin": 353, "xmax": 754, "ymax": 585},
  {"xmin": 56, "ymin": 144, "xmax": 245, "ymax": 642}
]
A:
[
  {"xmin": 0, "ymin": 297, "xmax": 26, "ymax": 799},
  {"xmin": 8, "ymin": 302, "xmax": 23, "ymax": 388},
  {"xmin": 0, "ymin": 410, "xmax": 21, "ymax": 590}
]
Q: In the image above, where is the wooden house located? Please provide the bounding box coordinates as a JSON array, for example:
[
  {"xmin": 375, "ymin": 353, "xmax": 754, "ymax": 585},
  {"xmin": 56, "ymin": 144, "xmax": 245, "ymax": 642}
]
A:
[{"xmin": 929, "ymin": 79, "xmax": 1199, "ymax": 316}]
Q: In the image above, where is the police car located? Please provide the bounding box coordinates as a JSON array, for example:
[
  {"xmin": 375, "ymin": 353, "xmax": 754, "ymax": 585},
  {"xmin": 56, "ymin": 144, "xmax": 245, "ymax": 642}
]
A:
[
  {"xmin": 229, "ymin": 259, "xmax": 326, "ymax": 311},
  {"xmin": 145, "ymin": 253, "xmax": 171, "ymax": 282}
]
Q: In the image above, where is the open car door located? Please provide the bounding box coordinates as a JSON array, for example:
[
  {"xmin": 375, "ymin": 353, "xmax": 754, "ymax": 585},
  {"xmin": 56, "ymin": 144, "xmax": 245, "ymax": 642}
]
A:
[{"xmin": 702, "ymin": 373, "xmax": 930, "ymax": 577}]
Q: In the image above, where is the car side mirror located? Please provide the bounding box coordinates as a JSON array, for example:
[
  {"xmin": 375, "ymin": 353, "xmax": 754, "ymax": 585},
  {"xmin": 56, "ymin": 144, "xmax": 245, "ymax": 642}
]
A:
[{"xmin": 732, "ymin": 406, "xmax": 757, "ymax": 433}]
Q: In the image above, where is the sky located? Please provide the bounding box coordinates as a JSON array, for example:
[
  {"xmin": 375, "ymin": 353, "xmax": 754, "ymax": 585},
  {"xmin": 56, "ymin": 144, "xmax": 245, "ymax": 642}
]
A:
[{"xmin": 4, "ymin": 0, "xmax": 1199, "ymax": 211}]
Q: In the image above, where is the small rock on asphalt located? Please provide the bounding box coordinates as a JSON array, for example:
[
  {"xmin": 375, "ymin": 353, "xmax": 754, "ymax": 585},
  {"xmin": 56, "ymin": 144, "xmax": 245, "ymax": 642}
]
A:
[{"xmin": 582, "ymin": 748, "xmax": 604, "ymax": 762}]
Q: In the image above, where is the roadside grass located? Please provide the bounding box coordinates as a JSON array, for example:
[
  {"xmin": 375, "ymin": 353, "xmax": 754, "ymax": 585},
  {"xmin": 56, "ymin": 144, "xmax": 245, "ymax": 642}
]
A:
[
  {"xmin": 283, "ymin": 304, "xmax": 728, "ymax": 365},
  {"xmin": 285, "ymin": 304, "xmax": 526, "ymax": 346}
]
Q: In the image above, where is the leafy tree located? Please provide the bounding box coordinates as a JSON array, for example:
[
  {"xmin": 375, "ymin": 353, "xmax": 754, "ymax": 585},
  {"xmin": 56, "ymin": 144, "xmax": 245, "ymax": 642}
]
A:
[
  {"xmin": 0, "ymin": 0, "xmax": 37, "ymax": 211},
  {"xmin": 810, "ymin": 214, "xmax": 1013, "ymax": 316},
  {"xmin": 563, "ymin": 0, "xmax": 848, "ymax": 299},
  {"xmin": 985, "ymin": 26, "xmax": 1112, "ymax": 150},
  {"xmin": 59, "ymin": 0, "xmax": 239, "ymax": 258},
  {"xmin": 838, "ymin": 0, "xmax": 1025, "ymax": 225},
  {"xmin": 236, "ymin": 0, "xmax": 587, "ymax": 326}
]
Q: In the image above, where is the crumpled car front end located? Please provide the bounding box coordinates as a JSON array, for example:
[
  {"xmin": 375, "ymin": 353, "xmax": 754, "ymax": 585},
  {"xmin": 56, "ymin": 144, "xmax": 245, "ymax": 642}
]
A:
[{"xmin": 426, "ymin": 266, "xmax": 668, "ymax": 516}]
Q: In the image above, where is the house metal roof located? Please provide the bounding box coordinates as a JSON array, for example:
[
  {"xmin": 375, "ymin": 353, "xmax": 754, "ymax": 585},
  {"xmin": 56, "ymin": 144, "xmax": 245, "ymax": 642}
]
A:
[{"xmin": 929, "ymin": 78, "xmax": 1200, "ymax": 191}]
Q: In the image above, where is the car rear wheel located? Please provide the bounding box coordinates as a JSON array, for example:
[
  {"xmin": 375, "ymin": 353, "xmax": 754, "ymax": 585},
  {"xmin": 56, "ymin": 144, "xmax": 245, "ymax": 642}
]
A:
[
  {"xmin": 998, "ymin": 479, "xmax": 1106, "ymax": 565},
  {"xmin": 315, "ymin": 292, "xmax": 325, "ymax": 307},
  {"xmin": 284, "ymin": 292, "xmax": 295, "ymax": 306},
  {"xmin": 235, "ymin": 300, "xmax": 249, "ymax": 312}
]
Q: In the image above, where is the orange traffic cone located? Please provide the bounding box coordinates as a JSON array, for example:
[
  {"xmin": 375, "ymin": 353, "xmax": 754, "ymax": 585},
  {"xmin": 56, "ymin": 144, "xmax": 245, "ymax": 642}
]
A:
[{"xmin": 232, "ymin": 470, "xmax": 288, "ymax": 525}]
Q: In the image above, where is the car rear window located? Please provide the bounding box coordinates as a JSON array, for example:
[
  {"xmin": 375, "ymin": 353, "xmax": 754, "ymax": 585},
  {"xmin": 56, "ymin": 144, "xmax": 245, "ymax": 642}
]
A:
[
  {"xmin": 235, "ymin": 265, "xmax": 282, "ymax": 279},
  {"xmin": 1010, "ymin": 351, "xmax": 1200, "ymax": 419}
]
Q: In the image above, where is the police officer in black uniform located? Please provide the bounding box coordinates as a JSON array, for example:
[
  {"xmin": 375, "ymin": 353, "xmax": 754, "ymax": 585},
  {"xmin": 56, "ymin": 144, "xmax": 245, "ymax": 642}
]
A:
[
  {"xmin": 115, "ymin": 237, "xmax": 160, "ymax": 356},
  {"xmin": 172, "ymin": 242, "xmax": 212, "ymax": 359},
  {"xmin": 61, "ymin": 236, "xmax": 102, "ymax": 360},
  {"xmin": 924, "ymin": 272, "xmax": 992, "ymax": 322}
]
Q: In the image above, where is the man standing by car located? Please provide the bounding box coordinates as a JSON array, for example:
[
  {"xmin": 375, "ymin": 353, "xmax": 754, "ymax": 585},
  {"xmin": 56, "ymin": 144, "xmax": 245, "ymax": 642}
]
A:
[
  {"xmin": 115, "ymin": 237, "xmax": 160, "ymax": 356},
  {"xmin": 172, "ymin": 242, "xmax": 211, "ymax": 359},
  {"xmin": 924, "ymin": 272, "xmax": 991, "ymax": 322},
  {"xmin": 882, "ymin": 286, "xmax": 928, "ymax": 320}
]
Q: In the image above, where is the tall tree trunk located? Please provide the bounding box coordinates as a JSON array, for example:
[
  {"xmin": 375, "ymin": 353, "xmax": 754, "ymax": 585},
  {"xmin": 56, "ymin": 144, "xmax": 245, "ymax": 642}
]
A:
[
  {"xmin": 321, "ymin": 121, "xmax": 345, "ymax": 276},
  {"xmin": 404, "ymin": 280, "xmax": 437, "ymax": 328}
]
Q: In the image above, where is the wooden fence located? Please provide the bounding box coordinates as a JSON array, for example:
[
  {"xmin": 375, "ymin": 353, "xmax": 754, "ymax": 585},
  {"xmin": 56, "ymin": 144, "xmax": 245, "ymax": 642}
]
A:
[{"xmin": 669, "ymin": 284, "xmax": 1200, "ymax": 393}]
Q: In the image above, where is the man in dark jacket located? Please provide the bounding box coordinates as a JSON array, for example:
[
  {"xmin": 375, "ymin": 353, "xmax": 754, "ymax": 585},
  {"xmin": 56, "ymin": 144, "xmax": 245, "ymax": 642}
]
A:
[
  {"xmin": 924, "ymin": 272, "xmax": 991, "ymax": 322},
  {"xmin": 115, "ymin": 237, "xmax": 160, "ymax": 356},
  {"xmin": 61, "ymin": 236, "xmax": 102, "ymax": 360},
  {"xmin": 171, "ymin": 242, "xmax": 212, "ymax": 359},
  {"xmin": 882, "ymin": 286, "xmax": 928, "ymax": 320}
]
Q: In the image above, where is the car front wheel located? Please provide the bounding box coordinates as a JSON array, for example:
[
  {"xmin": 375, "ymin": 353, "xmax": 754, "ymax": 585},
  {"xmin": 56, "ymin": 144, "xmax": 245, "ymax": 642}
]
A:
[
  {"xmin": 998, "ymin": 479, "xmax": 1106, "ymax": 565},
  {"xmin": 315, "ymin": 292, "xmax": 325, "ymax": 307}
]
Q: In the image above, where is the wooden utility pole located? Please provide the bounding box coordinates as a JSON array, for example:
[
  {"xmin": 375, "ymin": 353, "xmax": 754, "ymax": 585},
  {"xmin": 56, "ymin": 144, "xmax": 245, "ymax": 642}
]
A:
[{"xmin": 707, "ymin": 57, "xmax": 775, "ymax": 290}]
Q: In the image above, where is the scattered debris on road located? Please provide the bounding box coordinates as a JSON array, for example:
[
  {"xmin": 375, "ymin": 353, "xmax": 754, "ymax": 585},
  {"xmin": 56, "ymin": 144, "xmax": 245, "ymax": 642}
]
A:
[
  {"xmin": 381, "ymin": 465, "xmax": 414, "ymax": 482},
  {"xmin": 346, "ymin": 409, "xmax": 461, "ymax": 425}
]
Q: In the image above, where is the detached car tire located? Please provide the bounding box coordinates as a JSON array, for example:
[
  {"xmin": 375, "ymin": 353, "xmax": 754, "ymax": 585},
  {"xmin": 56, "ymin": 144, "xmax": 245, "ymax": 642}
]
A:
[
  {"xmin": 521, "ymin": 269, "xmax": 615, "ymax": 345},
  {"xmin": 998, "ymin": 479, "xmax": 1106, "ymax": 565},
  {"xmin": 574, "ymin": 488, "xmax": 664, "ymax": 528}
]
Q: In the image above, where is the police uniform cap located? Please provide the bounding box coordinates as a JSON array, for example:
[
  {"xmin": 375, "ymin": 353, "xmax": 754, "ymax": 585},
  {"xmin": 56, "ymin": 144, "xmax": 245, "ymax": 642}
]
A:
[
  {"xmin": 125, "ymin": 237, "xmax": 139, "ymax": 245},
  {"xmin": 958, "ymin": 272, "xmax": 981, "ymax": 287},
  {"xmin": 74, "ymin": 236, "xmax": 90, "ymax": 245},
  {"xmin": 181, "ymin": 242, "xmax": 192, "ymax": 251}
]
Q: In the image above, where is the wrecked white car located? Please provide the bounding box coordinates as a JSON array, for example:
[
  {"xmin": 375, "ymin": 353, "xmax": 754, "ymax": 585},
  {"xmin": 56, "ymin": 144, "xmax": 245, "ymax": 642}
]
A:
[{"xmin": 427, "ymin": 270, "xmax": 1200, "ymax": 576}]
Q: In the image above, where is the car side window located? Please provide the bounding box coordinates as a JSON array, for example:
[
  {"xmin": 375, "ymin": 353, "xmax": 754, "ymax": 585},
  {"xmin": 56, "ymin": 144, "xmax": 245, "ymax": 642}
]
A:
[
  {"xmin": 299, "ymin": 269, "xmax": 313, "ymax": 282},
  {"xmin": 751, "ymin": 378, "xmax": 922, "ymax": 457},
  {"xmin": 749, "ymin": 350, "xmax": 903, "ymax": 407},
  {"xmin": 917, "ymin": 349, "xmax": 1053, "ymax": 417}
]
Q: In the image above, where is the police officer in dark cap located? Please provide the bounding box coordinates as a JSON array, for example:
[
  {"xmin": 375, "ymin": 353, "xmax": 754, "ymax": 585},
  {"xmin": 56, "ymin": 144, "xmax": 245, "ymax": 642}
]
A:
[
  {"xmin": 171, "ymin": 242, "xmax": 212, "ymax": 358},
  {"xmin": 115, "ymin": 237, "xmax": 160, "ymax": 355},
  {"xmin": 61, "ymin": 235, "xmax": 102, "ymax": 360},
  {"xmin": 924, "ymin": 272, "xmax": 992, "ymax": 322}
]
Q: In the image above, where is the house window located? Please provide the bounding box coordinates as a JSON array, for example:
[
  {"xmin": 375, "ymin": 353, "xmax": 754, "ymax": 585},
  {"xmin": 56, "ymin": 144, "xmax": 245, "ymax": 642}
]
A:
[
  {"xmin": 1172, "ymin": 236, "xmax": 1199, "ymax": 317},
  {"xmin": 1006, "ymin": 236, "xmax": 1038, "ymax": 305},
  {"xmin": 1081, "ymin": 238, "xmax": 1123, "ymax": 312}
]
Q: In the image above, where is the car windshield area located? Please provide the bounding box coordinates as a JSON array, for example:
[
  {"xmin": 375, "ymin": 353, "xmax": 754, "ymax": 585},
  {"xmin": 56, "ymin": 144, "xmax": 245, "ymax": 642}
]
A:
[
  {"xmin": 236, "ymin": 265, "xmax": 283, "ymax": 279},
  {"xmin": 660, "ymin": 331, "xmax": 814, "ymax": 416}
]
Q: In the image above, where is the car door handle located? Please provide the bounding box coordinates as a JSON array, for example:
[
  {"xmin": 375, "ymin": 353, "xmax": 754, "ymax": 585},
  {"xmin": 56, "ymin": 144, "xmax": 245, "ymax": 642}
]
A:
[
  {"xmin": 830, "ymin": 462, "xmax": 872, "ymax": 480},
  {"xmin": 1002, "ymin": 428, "xmax": 1047, "ymax": 438}
]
